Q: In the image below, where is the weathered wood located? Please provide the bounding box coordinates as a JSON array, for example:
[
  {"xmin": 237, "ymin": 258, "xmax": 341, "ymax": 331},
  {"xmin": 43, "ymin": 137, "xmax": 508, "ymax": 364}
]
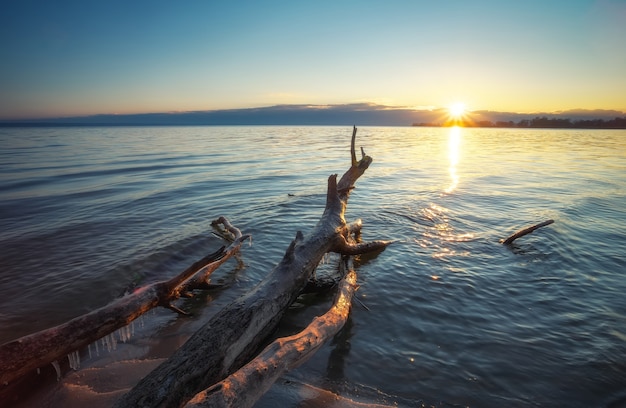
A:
[
  {"xmin": 501, "ymin": 219, "xmax": 555, "ymax": 245},
  {"xmin": 114, "ymin": 127, "xmax": 390, "ymax": 408},
  {"xmin": 185, "ymin": 257, "xmax": 358, "ymax": 408},
  {"xmin": 0, "ymin": 217, "xmax": 248, "ymax": 386}
]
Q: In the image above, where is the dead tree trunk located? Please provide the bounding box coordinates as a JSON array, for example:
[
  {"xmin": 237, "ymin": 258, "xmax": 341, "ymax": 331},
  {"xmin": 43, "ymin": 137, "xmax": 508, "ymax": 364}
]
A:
[
  {"xmin": 185, "ymin": 255, "xmax": 359, "ymax": 408},
  {"xmin": 114, "ymin": 127, "xmax": 390, "ymax": 408},
  {"xmin": 0, "ymin": 217, "xmax": 248, "ymax": 386}
]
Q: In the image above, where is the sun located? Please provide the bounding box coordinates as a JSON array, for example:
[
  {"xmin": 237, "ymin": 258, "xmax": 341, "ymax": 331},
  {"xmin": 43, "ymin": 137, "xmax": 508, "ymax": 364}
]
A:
[{"xmin": 448, "ymin": 102, "xmax": 466, "ymax": 119}]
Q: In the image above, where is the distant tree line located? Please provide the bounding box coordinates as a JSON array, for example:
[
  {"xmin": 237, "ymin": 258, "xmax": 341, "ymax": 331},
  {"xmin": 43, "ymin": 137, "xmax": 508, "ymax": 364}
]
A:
[{"xmin": 413, "ymin": 116, "xmax": 626, "ymax": 129}]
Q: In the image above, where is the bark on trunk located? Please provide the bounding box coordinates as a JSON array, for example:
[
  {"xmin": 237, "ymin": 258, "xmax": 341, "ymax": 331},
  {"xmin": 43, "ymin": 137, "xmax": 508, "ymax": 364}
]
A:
[
  {"xmin": 114, "ymin": 127, "xmax": 390, "ymax": 408},
  {"xmin": 0, "ymin": 217, "xmax": 248, "ymax": 386}
]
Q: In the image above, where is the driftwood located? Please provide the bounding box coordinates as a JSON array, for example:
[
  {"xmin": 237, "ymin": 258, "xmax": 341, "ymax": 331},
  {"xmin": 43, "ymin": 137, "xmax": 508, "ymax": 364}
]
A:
[
  {"xmin": 114, "ymin": 127, "xmax": 390, "ymax": 408},
  {"xmin": 0, "ymin": 217, "xmax": 249, "ymax": 386},
  {"xmin": 186, "ymin": 255, "xmax": 358, "ymax": 408},
  {"xmin": 501, "ymin": 219, "xmax": 555, "ymax": 245}
]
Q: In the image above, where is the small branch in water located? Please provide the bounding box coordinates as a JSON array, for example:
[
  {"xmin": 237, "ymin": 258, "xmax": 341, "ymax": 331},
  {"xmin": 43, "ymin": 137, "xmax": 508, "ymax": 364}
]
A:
[
  {"xmin": 501, "ymin": 219, "xmax": 555, "ymax": 245},
  {"xmin": 165, "ymin": 303, "xmax": 192, "ymax": 316}
]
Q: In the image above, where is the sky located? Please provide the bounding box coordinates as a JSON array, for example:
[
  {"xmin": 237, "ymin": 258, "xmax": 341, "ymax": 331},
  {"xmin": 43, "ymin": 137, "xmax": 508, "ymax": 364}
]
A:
[{"xmin": 1, "ymin": 0, "xmax": 625, "ymax": 120}]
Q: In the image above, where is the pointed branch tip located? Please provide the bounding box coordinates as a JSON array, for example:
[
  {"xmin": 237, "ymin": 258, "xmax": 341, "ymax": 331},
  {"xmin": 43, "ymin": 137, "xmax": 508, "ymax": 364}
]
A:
[
  {"xmin": 351, "ymin": 126, "xmax": 358, "ymax": 167},
  {"xmin": 166, "ymin": 303, "xmax": 191, "ymax": 316}
]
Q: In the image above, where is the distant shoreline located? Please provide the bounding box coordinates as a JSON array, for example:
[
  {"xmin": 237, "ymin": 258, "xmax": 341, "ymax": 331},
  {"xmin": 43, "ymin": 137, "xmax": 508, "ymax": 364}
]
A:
[{"xmin": 1, "ymin": 122, "xmax": 624, "ymax": 129}]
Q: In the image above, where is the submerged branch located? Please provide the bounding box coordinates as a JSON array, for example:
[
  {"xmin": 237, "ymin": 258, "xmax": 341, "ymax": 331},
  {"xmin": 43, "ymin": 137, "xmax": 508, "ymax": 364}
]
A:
[{"xmin": 501, "ymin": 219, "xmax": 555, "ymax": 245}]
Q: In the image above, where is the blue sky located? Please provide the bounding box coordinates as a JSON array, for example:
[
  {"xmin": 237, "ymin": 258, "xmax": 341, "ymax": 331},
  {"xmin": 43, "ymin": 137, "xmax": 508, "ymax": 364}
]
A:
[{"xmin": 1, "ymin": 0, "xmax": 625, "ymax": 119}]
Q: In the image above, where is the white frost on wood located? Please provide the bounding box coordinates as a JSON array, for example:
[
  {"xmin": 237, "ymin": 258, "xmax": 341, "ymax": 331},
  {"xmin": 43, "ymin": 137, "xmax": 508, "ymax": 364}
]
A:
[
  {"xmin": 51, "ymin": 360, "xmax": 61, "ymax": 381},
  {"xmin": 102, "ymin": 333, "xmax": 117, "ymax": 352},
  {"xmin": 117, "ymin": 324, "xmax": 132, "ymax": 343},
  {"xmin": 67, "ymin": 350, "xmax": 80, "ymax": 370}
]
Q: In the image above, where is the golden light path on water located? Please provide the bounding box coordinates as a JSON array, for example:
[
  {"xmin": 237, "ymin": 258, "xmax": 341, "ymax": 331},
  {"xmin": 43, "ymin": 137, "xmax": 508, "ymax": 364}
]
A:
[
  {"xmin": 445, "ymin": 126, "xmax": 461, "ymax": 194},
  {"xmin": 423, "ymin": 126, "xmax": 474, "ymax": 272}
]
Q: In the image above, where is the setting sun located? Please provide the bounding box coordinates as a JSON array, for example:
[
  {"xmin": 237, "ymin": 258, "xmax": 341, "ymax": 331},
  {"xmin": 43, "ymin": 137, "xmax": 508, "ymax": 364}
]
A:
[{"xmin": 449, "ymin": 102, "xmax": 466, "ymax": 118}]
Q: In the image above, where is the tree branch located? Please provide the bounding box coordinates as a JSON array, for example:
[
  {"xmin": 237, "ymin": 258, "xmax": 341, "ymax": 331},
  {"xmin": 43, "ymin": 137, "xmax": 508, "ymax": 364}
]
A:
[
  {"xmin": 0, "ymin": 217, "xmax": 248, "ymax": 386},
  {"xmin": 500, "ymin": 219, "xmax": 555, "ymax": 245},
  {"xmin": 175, "ymin": 217, "xmax": 250, "ymax": 295},
  {"xmin": 338, "ymin": 126, "xmax": 372, "ymax": 201},
  {"xmin": 333, "ymin": 235, "xmax": 392, "ymax": 255}
]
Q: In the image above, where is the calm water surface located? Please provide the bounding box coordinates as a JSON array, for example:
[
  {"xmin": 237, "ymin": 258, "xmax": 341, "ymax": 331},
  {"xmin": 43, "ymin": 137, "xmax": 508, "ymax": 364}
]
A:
[{"xmin": 0, "ymin": 126, "xmax": 625, "ymax": 407}]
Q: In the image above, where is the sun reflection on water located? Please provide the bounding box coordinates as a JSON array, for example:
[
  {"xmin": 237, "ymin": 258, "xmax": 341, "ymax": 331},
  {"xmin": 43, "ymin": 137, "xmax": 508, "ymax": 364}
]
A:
[{"xmin": 445, "ymin": 126, "xmax": 461, "ymax": 193}]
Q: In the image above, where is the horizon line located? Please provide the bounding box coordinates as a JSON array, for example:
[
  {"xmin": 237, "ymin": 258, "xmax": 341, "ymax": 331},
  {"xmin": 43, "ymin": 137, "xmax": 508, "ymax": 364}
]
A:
[{"xmin": 1, "ymin": 103, "xmax": 625, "ymax": 127}]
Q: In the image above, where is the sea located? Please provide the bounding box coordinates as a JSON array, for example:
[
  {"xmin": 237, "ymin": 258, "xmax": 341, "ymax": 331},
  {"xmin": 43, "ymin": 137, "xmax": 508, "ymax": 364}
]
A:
[{"xmin": 0, "ymin": 126, "xmax": 625, "ymax": 407}]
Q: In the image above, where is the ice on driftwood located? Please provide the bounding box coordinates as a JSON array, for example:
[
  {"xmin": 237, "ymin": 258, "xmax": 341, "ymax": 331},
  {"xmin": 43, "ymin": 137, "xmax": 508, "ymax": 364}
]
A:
[{"xmin": 67, "ymin": 350, "xmax": 81, "ymax": 370}]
